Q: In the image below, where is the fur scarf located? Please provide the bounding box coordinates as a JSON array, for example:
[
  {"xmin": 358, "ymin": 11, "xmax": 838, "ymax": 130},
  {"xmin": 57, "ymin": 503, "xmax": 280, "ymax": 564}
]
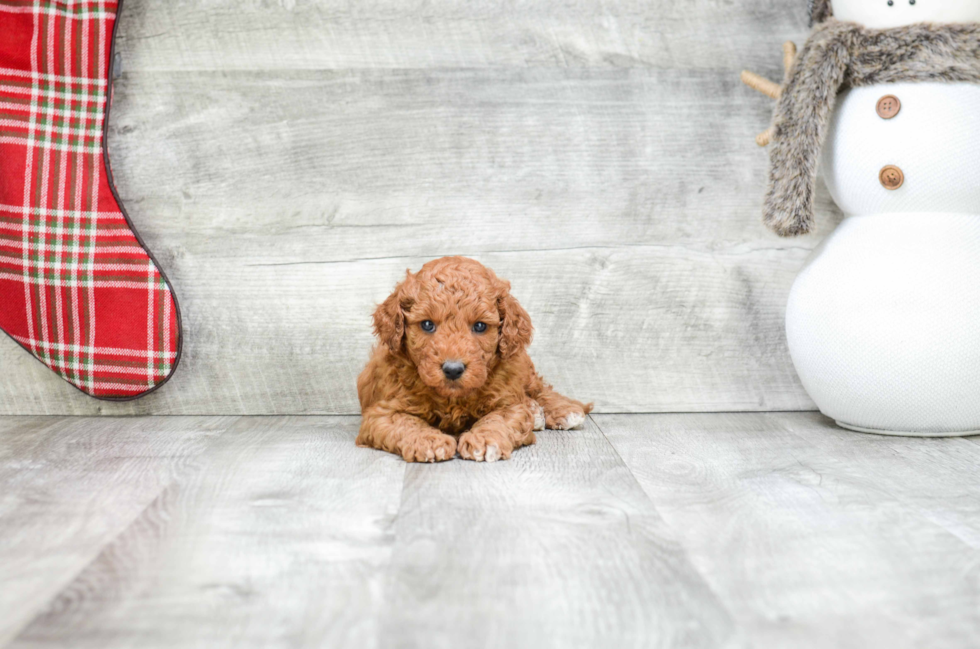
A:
[
  {"xmin": 763, "ymin": 19, "xmax": 980, "ymax": 236},
  {"xmin": 808, "ymin": 0, "xmax": 833, "ymax": 26}
]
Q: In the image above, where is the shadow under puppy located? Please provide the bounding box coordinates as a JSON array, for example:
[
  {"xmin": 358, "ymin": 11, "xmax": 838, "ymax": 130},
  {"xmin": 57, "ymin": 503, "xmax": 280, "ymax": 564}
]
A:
[{"xmin": 357, "ymin": 256, "xmax": 593, "ymax": 463}]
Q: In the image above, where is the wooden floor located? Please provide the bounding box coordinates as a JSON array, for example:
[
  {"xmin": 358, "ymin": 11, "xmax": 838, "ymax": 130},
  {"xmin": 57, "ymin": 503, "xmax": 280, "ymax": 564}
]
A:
[{"xmin": 2, "ymin": 413, "xmax": 979, "ymax": 649}]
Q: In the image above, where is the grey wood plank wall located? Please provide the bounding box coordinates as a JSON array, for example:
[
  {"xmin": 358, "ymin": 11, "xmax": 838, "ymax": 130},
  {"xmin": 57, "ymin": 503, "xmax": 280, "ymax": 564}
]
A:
[{"xmin": 0, "ymin": 0, "xmax": 837, "ymax": 415}]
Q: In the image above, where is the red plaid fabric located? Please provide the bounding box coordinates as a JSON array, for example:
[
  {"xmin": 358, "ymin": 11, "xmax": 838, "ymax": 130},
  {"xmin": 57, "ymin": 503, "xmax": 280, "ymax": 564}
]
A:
[{"xmin": 0, "ymin": 0, "xmax": 180, "ymax": 399}]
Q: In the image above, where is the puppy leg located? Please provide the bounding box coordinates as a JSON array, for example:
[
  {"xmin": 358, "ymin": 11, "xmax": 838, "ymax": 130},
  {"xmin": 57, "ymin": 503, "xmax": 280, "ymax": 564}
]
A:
[
  {"xmin": 535, "ymin": 387, "xmax": 593, "ymax": 430},
  {"xmin": 458, "ymin": 401, "xmax": 537, "ymax": 463},
  {"xmin": 357, "ymin": 404, "xmax": 456, "ymax": 463}
]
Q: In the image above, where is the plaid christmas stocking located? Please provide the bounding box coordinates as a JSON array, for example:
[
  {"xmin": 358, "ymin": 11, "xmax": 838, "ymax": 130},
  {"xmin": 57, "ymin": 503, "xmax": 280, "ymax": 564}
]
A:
[{"xmin": 0, "ymin": 0, "xmax": 181, "ymax": 399}]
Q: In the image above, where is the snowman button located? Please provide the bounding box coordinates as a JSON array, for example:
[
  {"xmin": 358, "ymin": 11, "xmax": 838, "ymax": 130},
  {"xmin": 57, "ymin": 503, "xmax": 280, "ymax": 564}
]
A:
[
  {"xmin": 876, "ymin": 95, "xmax": 901, "ymax": 119},
  {"xmin": 879, "ymin": 165, "xmax": 904, "ymax": 190}
]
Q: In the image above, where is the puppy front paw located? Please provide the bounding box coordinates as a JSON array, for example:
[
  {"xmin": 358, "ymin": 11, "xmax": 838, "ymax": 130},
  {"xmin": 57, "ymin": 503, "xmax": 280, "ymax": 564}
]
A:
[
  {"xmin": 548, "ymin": 410, "xmax": 587, "ymax": 430},
  {"xmin": 458, "ymin": 430, "xmax": 512, "ymax": 463},
  {"xmin": 400, "ymin": 432, "xmax": 457, "ymax": 463}
]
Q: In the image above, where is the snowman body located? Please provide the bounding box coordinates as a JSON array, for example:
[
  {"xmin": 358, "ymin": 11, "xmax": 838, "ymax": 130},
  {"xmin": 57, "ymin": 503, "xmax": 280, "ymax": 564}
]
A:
[{"xmin": 785, "ymin": 81, "xmax": 980, "ymax": 434}]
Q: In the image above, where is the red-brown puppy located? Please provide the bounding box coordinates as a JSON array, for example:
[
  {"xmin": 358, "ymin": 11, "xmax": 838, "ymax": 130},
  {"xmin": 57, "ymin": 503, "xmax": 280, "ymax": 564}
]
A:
[{"xmin": 357, "ymin": 256, "xmax": 592, "ymax": 463}]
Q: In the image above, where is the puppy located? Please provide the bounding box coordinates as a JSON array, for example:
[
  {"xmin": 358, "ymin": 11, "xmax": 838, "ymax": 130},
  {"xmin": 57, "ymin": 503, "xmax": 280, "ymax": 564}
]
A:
[{"xmin": 356, "ymin": 256, "xmax": 593, "ymax": 463}]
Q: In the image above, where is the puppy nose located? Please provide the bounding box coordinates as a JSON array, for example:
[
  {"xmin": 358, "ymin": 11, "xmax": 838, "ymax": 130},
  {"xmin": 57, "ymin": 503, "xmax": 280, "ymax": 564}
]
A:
[{"xmin": 442, "ymin": 361, "xmax": 466, "ymax": 381}]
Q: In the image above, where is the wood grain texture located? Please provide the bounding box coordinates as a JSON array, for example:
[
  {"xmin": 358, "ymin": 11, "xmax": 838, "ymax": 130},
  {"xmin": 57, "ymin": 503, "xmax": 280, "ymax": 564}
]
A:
[
  {"xmin": 7, "ymin": 417, "xmax": 406, "ymax": 649},
  {"xmin": 380, "ymin": 416, "xmax": 740, "ymax": 649},
  {"xmin": 0, "ymin": 416, "xmax": 239, "ymax": 646},
  {"xmin": 0, "ymin": 65, "xmax": 839, "ymax": 415},
  {"xmin": 114, "ymin": 0, "xmax": 807, "ymax": 72},
  {"xmin": 5, "ymin": 414, "xmax": 980, "ymax": 647},
  {"xmin": 0, "ymin": 0, "xmax": 838, "ymax": 414},
  {"xmin": 599, "ymin": 412, "xmax": 980, "ymax": 649}
]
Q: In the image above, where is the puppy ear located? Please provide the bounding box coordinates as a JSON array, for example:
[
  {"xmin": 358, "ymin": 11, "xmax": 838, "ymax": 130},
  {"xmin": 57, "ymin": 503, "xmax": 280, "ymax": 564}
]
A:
[
  {"xmin": 373, "ymin": 272, "xmax": 416, "ymax": 353},
  {"xmin": 497, "ymin": 286, "xmax": 533, "ymax": 359}
]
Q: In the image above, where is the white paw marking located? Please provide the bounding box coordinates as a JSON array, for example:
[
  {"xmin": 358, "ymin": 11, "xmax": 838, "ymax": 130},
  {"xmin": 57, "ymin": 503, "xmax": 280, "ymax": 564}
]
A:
[
  {"xmin": 485, "ymin": 444, "xmax": 501, "ymax": 463},
  {"xmin": 532, "ymin": 402, "xmax": 546, "ymax": 431},
  {"xmin": 563, "ymin": 412, "xmax": 586, "ymax": 430}
]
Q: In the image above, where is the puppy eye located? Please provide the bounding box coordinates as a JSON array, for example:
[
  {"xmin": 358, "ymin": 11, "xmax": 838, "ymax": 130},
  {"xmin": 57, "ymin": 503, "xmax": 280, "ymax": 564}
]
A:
[
  {"xmin": 420, "ymin": 320, "xmax": 436, "ymax": 333},
  {"xmin": 472, "ymin": 322, "xmax": 488, "ymax": 334}
]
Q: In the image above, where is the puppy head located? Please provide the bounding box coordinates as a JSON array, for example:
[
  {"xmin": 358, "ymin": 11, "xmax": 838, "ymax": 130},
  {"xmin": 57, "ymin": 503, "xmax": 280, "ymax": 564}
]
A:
[{"xmin": 373, "ymin": 256, "xmax": 533, "ymax": 397}]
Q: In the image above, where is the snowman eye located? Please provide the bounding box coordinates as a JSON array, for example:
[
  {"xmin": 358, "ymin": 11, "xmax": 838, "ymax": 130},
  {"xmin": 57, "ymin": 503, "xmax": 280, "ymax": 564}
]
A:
[{"xmin": 887, "ymin": 0, "xmax": 894, "ymax": 5}]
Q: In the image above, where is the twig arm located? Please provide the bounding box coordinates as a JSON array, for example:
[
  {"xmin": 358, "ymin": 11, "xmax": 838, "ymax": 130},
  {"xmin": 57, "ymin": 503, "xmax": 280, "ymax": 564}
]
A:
[
  {"xmin": 782, "ymin": 41, "xmax": 798, "ymax": 78},
  {"xmin": 756, "ymin": 127, "xmax": 774, "ymax": 147},
  {"xmin": 740, "ymin": 41, "xmax": 797, "ymax": 147},
  {"xmin": 740, "ymin": 70, "xmax": 781, "ymax": 99}
]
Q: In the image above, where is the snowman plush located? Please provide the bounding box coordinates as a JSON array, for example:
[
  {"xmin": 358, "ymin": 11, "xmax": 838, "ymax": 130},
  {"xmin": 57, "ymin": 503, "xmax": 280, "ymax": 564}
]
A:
[{"xmin": 744, "ymin": 0, "xmax": 980, "ymax": 436}]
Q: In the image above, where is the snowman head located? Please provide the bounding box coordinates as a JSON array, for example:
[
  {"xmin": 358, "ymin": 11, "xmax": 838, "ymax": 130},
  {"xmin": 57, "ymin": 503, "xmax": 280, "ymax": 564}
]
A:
[{"xmin": 812, "ymin": 0, "xmax": 980, "ymax": 28}]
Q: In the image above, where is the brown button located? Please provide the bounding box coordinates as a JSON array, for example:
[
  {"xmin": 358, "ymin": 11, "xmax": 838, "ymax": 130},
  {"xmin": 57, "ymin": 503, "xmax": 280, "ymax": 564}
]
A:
[
  {"xmin": 879, "ymin": 165, "xmax": 904, "ymax": 190},
  {"xmin": 876, "ymin": 95, "xmax": 901, "ymax": 119}
]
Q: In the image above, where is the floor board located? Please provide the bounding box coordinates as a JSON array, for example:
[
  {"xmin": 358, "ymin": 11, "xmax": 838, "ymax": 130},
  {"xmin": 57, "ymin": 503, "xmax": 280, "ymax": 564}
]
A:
[
  {"xmin": 378, "ymin": 417, "xmax": 737, "ymax": 649},
  {"xmin": 0, "ymin": 416, "xmax": 239, "ymax": 646},
  {"xmin": 6, "ymin": 417, "xmax": 405, "ymax": 649},
  {"xmin": 4, "ymin": 413, "xmax": 979, "ymax": 648},
  {"xmin": 597, "ymin": 412, "xmax": 980, "ymax": 649}
]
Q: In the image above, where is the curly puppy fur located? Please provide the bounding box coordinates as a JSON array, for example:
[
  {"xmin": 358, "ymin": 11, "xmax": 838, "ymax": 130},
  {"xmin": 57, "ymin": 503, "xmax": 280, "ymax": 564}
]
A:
[
  {"xmin": 765, "ymin": 15, "xmax": 980, "ymax": 236},
  {"xmin": 356, "ymin": 256, "xmax": 593, "ymax": 463}
]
